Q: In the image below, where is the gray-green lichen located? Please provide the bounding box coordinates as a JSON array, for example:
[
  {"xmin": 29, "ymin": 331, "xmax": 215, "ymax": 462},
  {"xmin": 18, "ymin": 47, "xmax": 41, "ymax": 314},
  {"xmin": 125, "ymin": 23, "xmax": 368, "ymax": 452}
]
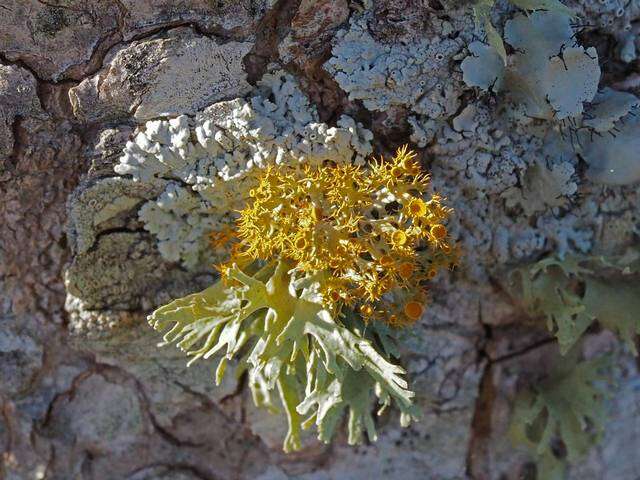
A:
[
  {"xmin": 503, "ymin": 160, "xmax": 578, "ymax": 216},
  {"xmin": 64, "ymin": 232, "xmax": 170, "ymax": 312},
  {"xmin": 66, "ymin": 176, "xmax": 163, "ymax": 255},
  {"xmin": 324, "ymin": 4, "xmax": 475, "ymax": 153},
  {"xmin": 423, "ymin": 102, "xmax": 595, "ymax": 280},
  {"xmin": 583, "ymin": 88, "xmax": 640, "ymax": 133},
  {"xmin": 505, "ymin": 12, "xmax": 600, "ymax": 120},
  {"xmin": 461, "ymin": 11, "xmax": 604, "ymax": 120},
  {"xmin": 325, "ymin": 7, "xmax": 464, "ymax": 114},
  {"xmin": 580, "ymin": 113, "xmax": 640, "ymax": 185},
  {"xmin": 438, "ymin": 7, "xmax": 640, "ymax": 286},
  {"xmin": 460, "ymin": 11, "xmax": 640, "ymax": 188},
  {"xmin": 460, "ymin": 41, "xmax": 505, "ymax": 93}
]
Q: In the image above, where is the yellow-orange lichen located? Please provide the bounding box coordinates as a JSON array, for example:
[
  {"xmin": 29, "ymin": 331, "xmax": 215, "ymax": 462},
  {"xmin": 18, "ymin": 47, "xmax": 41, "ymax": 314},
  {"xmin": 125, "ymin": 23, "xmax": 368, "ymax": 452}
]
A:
[{"xmin": 225, "ymin": 146, "xmax": 457, "ymax": 326}]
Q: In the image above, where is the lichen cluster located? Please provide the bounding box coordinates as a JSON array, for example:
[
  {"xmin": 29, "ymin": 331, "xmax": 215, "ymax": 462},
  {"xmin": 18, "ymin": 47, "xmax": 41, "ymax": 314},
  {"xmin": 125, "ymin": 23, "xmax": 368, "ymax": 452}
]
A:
[
  {"xmin": 148, "ymin": 147, "xmax": 456, "ymax": 451},
  {"xmin": 505, "ymin": 248, "xmax": 640, "ymax": 476},
  {"xmin": 509, "ymin": 251, "xmax": 640, "ymax": 355},
  {"xmin": 510, "ymin": 351, "xmax": 612, "ymax": 480},
  {"xmin": 471, "ymin": 0, "xmax": 574, "ymax": 66},
  {"xmin": 56, "ymin": 0, "xmax": 640, "ymax": 473},
  {"xmin": 110, "ymin": 72, "xmax": 373, "ymax": 270},
  {"xmin": 231, "ymin": 147, "xmax": 456, "ymax": 326}
]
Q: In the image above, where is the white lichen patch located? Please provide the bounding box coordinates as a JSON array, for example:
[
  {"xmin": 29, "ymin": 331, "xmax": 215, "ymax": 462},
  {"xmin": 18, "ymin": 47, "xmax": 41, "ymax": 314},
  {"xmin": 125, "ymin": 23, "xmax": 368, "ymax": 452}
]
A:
[
  {"xmin": 114, "ymin": 115, "xmax": 196, "ymax": 183},
  {"xmin": 325, "ymin": 12, "xmax": 464, "ymax": 113},
  {"xmin": 137, "ymin": 183, "xmax": 221, "ymax": 271},
  {"xmin": 114, "ymin": 71, "xmax": 373, "ymax": 269}
]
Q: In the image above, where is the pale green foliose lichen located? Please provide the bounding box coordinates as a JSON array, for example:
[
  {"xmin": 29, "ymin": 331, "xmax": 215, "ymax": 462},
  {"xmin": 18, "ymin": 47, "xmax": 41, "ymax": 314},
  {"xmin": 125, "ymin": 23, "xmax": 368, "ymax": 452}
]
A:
[
  {"xmin": 578, "ymin": 89, "xmax": 640, "ymax": 185},
  {"xmin": 504, "ymin": 12, "xmax": 600, "ymax": 120},
  {"xmin": 580, "ymin": 113, "xmax": 640, "ymax": 185},
  {"xmin": 508, "ymin": 252, "xmax": 640, "ymax": 355},
  {"xmin": 148, "ymin": 262, "xmax": 419, "ymax": 452},
  {"xmin": 502, "ymin": 159, "xmax": 577, "ymax": 216},
  {"xmin": 459, "ymin": 10, "xmax": 640, "ymax": 189},
  {"xmin": 462, "ymin": 11, "xmax": 601, "ymax": 120},
  {"xmin": 470, "ymin": 0, "xmax": 574, "ymax": 69},
  {"xmin": 510, "ymin": 352, "xmax": 612, "ymax": 480},
  {"xmin": 583, "ymin": 88, "xmax": 640, "ymax": 133}
]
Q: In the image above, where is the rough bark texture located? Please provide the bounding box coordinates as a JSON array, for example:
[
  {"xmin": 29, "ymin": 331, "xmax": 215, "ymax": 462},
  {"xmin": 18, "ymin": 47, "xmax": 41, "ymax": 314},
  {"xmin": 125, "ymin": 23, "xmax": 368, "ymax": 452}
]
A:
[{"xmin": 1, "ymin": 1, "xmax": 639, "ymax": 479}]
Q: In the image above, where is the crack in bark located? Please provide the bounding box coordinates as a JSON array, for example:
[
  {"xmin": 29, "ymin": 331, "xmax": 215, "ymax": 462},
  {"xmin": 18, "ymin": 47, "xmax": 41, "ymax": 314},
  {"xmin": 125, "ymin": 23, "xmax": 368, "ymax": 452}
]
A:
[
  {"xmin": 0, "ymin": 52, "xmax": 51, "ymax": 86},
  {"xmin": 491, "ymin": 337, "xmax": 556, "ymax": 364},
  {"xmin": 40, "ymin": 369, "xmax": 95, "ymax": 428},
  {"xmin": 1, "ymin": 4, "xmax": 258, "ymax": 89},
  {"xmin": 4, "ymin": 115, "xmax": 24, "ymax": 171},
  {"xmin": 464, "ymin": 290, "xmax": 562, "ymax": 478},
  {"xmin": 56, "ymin": 1, "xmax": 273, "ymax": 86},
  {"xmin": 171, "ymin": 379, "xmax": 218, "ymax": 409},
  {"xmin": 88, "ymin": 360, "xmax": 208, "ymax": 448},
  {"xmin": 465, "ymin": 361, "xmax": 495, "ymax": 480},
  {"xmin": 244, "ymin": 0, "xmax": 302, "ymax": 84}
]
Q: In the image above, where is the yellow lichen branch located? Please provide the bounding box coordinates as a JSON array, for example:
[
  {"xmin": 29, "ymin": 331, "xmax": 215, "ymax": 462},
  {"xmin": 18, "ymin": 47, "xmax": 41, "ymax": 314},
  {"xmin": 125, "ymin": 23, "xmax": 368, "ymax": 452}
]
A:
[{"xmin": 226, "ymin": 145, "xmax": 457, "ymax": 326}]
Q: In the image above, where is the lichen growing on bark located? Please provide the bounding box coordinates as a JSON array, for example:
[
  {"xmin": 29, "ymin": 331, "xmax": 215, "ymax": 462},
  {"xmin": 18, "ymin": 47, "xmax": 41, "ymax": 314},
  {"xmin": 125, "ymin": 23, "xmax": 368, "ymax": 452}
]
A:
[
  {"xmin": 3, "ymin": 0, "xmax": 640, "ymax": 478},
  {"xmin": 149, "ymin": 148, "xmax": 456, "ymax": 451}
]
